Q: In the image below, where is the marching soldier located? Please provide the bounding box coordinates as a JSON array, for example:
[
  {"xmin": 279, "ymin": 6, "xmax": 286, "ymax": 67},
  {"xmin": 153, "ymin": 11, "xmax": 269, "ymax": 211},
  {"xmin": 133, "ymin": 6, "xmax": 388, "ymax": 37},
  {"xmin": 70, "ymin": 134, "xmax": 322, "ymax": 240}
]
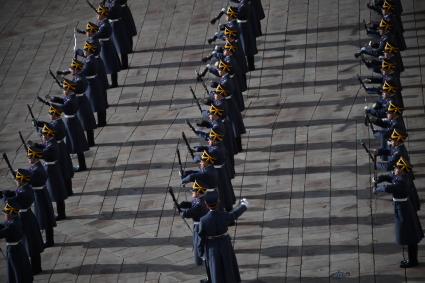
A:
[
  {"xmin": 32, "ymin": 105, "xmax": 75, "ymax": 196},
  {"xmin": 26, "ymin": 143, "xmax": 56, "ymax": 247},
  {"xmin": 31, "ymin": 124, "xmax": 68, "ymax": 220},
  {"xmin": 91, "ymin": 9, "xmax": 122, "ymax": 88},
  {"xmin": 197, "ymin": 190, "xmax": 249, "ymax": 283},
  {"xmin": 179, "ymin": 178, "xmax": 209, "ymax": 265},
  {"xmin": 181, "ymin": 148, "xmax": 219, "ymax": 191},
  {"xmin": 76, "ymin": 40, "xmax": 108, "ymax": 127},
  {"xmin": 117, "ymin": 0, "xmax": 137, "ymax": 50},
  {"xmin": 103, "ymin": 1, "xmax": 131, "ymax": 68},
  {"xmin": 0, "ymin": 199, "xmax": 33, "ymax": 283},
  {"xmin": 5, "ymin": 169, "xmax": 44, "ymax": 275},
  {"xmin": 373, "ymin": 157, "xmax": 423, "ymax": 268},
  {"xmin": 374, "ymin": 129, "xmax": 421, "ymax": 211},
  {"xmin": 47, "ymin": 79, "xmax": 89, "ymax": 172}
]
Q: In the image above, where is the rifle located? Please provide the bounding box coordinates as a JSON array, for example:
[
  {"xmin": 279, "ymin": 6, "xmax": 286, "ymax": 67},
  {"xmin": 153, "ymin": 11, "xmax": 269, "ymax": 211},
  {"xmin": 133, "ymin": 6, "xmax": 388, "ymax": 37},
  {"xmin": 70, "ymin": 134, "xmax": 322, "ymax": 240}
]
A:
[
  {"xmin": 182, "ymin": 132, "xmax": 194, "ymax": 159},
  {"xmin": 200, "ymin": 79, "xmax": 209, "ymax": 96},
  {"xmin": 37, "ymin": 96, "xmax": 50, "ymax": 106},
  {"xmin": 167, "ymin": 187, "xmax": 192, "ymax": 232},
  {"xmin": 361, "ymin": 141, "xmax": 377, "ymax": 189},
  {"xmin": 26, "ymin": 104, "xmax": 39, "ymax": 131},
  {"xmin": 185, "ymin": 120, "xmax": 197, "ymax": 135},
  {"xmin": 357, "ymin": 75, "xmax": 368, "ymax": 92},
  {"xmin": 2, "ymin": 153, "xmax": 15, "ymax": 178},
  {"xmin": 364, "ymin": 114, "xmax": 376, "ymax": 134},
  {"xmin": 189, "ymin": 86, "xmax": 203, "ymax": 113},
  {"xmin": 49, "ymin": 69, "xmax": 62, "ymax": 88},
  {"xmin": 86, "ymin": 0, "xmax": 99, "ymax": 13},
  {"xmin": 210, "ymin": 9, "xmax": 226, "ymax": 24},
  {"xmin": 176, "ymin": 140, "xmax": 184, "ymax": 177},
  {"xmin": 18, "ymin": 132, "xmax": 28, "ymax": 152}
]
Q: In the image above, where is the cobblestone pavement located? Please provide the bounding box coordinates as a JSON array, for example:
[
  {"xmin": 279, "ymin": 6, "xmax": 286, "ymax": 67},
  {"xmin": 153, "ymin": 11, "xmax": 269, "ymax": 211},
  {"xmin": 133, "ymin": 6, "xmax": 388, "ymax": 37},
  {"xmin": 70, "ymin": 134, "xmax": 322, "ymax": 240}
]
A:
[{"xmin": 0, "ymin": 0, "xmax": 424, "ymax": 282}]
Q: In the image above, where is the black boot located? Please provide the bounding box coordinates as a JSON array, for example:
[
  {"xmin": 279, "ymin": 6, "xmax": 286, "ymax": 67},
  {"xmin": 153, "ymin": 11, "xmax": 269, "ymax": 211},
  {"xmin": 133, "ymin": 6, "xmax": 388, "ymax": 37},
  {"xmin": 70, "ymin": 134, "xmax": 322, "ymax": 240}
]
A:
[
  {"xmin": 247, "ymin": 55, "xmax": 255, "ymax": 71},
  {"xmin": 31, "ymin": 253, "xmax": 42, "ymax": 275},
  {"xmin": 64, "ymin": 178, "xmax": 73, "ymax": 196},
  {"xmin": 56, "ymin": 200, "xmax": 66, "ymax": 221},
  {"xmin": 401, "ymin": 244, "xmax": 419, "ymax": 268},
  {"xmin": 236, "ymin": 136, "xmax": 242, "ymax": 153},
  {"xmin": 44, "ymin": 226, "xmax": 54, "ymax": 248},
  {"xmin": 86, "ymin": 129, "xmax": 95, "ymax": 147},
  {"xmin": 75, "ymin": 152, "xmax": 87, "ymax": 172},
  {"xmin": 121, "ymin": 54, "xmax": 129, "ymax": 69},
  {"xmin": 97, "ymin": 110, "xmax": 107, "ymax": 127},
  {"xmin": 110, "ymin": 72, "xmax": 118, "ymax": 88}
]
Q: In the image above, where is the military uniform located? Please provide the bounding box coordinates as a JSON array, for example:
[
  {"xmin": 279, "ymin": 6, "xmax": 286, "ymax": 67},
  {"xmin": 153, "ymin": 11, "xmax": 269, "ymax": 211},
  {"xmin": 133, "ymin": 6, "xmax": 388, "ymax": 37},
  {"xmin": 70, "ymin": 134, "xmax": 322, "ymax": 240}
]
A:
[
  {"xmin": 179, "ymin": 180, "xmax": 209, "ymax": 265},
  {"xmin": 6, "ymin": 169, "xmax": 44, "ymax": 275},
  {"xmin": 197, "ymin": 191, "xmax": 248, "ymax": 283},
  {"xmin": 374, "ymin": 158, "xmax": 423, "ymax": 268},
  {"xmin": 36, "ymin": 125, "xmax": 68, "ymax": 220},
  {"xmin": 27, "ymin": 144, "xmax": 56, "ymax": 247},
  {"xmin": 0, "ymin": 200, "xmax": 33, "ymax": 283}
]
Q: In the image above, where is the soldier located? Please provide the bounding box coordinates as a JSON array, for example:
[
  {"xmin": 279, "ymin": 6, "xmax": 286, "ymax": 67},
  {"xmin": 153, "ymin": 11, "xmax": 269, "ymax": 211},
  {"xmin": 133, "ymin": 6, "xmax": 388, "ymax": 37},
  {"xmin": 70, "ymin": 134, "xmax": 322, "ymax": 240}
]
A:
[
  {"xmin": 26, "ymin": 143, "xmax": 56, "ymax": 247},
  {"xmin": 374, "ymin": 129, "xmax": 420, "ymax": 211},
  {"xmin": 373, "ymin": 157, "xmax": 423, "ymax": 268},
  {"xmin": 47, "ymin": 79, "xmax": 89, "ymax": 172},
  {"xmin": 103, "ymin": 1, "xmax": 131, "ymax": 68},
  {"xmin": 181, "ymin": 148, "xmax": 219, "ymax": 191},
  {"xmin": 197, "ymin": 190, "xmax": 249, "ymax": 283},
  {"xmin": 117, "ymin": 0, "xmax": 137, "ymax": 50},
  {"xmin": 0, "ymin": 199, "xmax": 33, "ymax": 283},
  {"xmin": 31, "ymin": 124, "xmax": 68, "ymax": 221},
  {"xmin": 179, "ymin": 178, "xmax": 209, "ymax": 265},
  {"xmin": 76, "ymin": 40, "xmax": 108, "ymax": 127},
  {"xmin": 59, "ymin": 58, "xmax": 98, "ymax": 147},
  {"xmin": 5, "ymin": 168, "xmax": 44, "ymax": 275},
  {"xmin": 91, "ymin": 8, "xmax": 122, "ymax": 88},
  {"xmin": 33, "ymin": 105, "xmax": 75, "ymax": 196}
]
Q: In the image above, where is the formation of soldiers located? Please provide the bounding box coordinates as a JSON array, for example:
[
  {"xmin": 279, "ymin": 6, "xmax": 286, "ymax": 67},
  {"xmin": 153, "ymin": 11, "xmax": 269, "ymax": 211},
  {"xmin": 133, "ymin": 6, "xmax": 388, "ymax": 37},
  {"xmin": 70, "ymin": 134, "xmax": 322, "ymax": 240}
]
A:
[
  {"xmin": 358, "ymin": 0, "xmax": 423, "ymax": 269},
  {"xmin": 0, "ymin": 1, "xmax": 137, "ymax": 282},
  {"xmin": 167, "ymin": 1, "xmax": 265, "ymax": 282}
]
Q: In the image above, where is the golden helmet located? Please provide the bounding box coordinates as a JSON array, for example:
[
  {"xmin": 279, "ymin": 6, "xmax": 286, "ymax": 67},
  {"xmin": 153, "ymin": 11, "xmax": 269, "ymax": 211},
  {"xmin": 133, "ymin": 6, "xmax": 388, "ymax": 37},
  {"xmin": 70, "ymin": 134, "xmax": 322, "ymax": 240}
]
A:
[
  {"xmin": 41, "ymin": 124, "xmax": 56, "ymax": 137},
  {"xmin": 209, "ymin": 104, "xmax": 224, "ymax": 117},
  {"xmin": 387, "ymin": 101, "xmax": 403, "ymax": 114},
  {"xmin": 381, "ymin": 59, "xmax": 396, "ymax": 73},
  {"xmin": 70, "ymin": 58, "xmax": 84, "ymax": 71},
  {"xmin": 83, "ymin": 41, "xmax": 97, "ymax": 54},
  {"xmin": 27, "ymin": 145, "xmax": 43, "ymax": 159},
  {"xmin": 209, "ymin": 128, "xmax": 224, "ymax": 142},
  {"xmin": 224, "ymin": 26, "xmax": 237, "ymax": 38},
  {"xmin": 382, "ymin": 0, "xmax": 395, "ymax": 13},
  {"xmin": 201, "ymin": 150, "xmax": 217, "ymax": 165},
  {"xmin": 15, "ymin": 168, "xmax": 31, "ymax": 183},
  {"xmin": 192, "ymin": 180, "xmax": 207, "ymax": 194},
  {"xmin": 396, "ymin": 156, "xmax": 412, "ymax": 173},
  {"xmin": 215, "ymin": 84, "xmax": 229, "ymax": 97},
  {"xmin": 384, "ymin": 42, "xmax": 399, "ymax": 54},
  {"xmin": 85, "ymin": 21, "xmax": 99, "ymax": 33},
  {"xmin": 379, "ymin": 19, "xmax": 393, "ymax": 32},
  {"xmin": 3, "ymin": 201, "xmax": 19, "ymax": 215},
  {"xmin": 218, "ymin": 60, "xmax": 231, "ymax": 73},
  {"xmin": 382, "ymin": 80, "xmax": 398, "ymax": 95},
  {"xmin": 224, "ymin": 41, "xmax": 237, "ymax": 53},
  {"xmin": 62, "ymin": 78, "xmax": 77, "ymax": 92},
  {"xmin": 226, "ymin": 6, "xmax": 238, "ymax": 19},
  {"xmin": 390, "ymin": 129, "xmax": 407, "ymax": 143},
  {"xmin": 48, "ymin": 105, "xmax": 63, "ymax": 116},
  {"xmin": 96, "ymin": 5, "xmax": 109, "ymax": 16}
]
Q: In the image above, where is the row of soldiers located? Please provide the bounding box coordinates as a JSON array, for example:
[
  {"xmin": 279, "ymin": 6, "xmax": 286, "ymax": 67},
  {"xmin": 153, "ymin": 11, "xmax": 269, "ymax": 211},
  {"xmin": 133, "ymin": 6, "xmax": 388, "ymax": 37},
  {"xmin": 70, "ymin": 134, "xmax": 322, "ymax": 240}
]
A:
[
  {"xmin": 167, "ymin": 1, "xmax": 265, "ymax": 282},
  {"xmin": 0, "ymin": 1, "xmax": 137, "ymax": 282},
  {"xmin": 357, "ymin": 0, "xmax": 423, "ymax": 269}
]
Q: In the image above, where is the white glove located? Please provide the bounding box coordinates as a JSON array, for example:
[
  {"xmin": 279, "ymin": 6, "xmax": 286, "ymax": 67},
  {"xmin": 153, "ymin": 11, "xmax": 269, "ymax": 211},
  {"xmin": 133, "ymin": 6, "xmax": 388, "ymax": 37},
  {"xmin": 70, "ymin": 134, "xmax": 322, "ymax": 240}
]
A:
[
  {"xmin": 206, "ymin": 64, "xmax": 211, "ymax": 68},
  {"xmin": 221, "ymin": 7, "xmax": 226, "ymax": 12},
  {"xmin": 240, "ymin": 198, "xmax": 249, "ymax": 207},
  {"xmin": 371, "ymin": 177, "xmax": 376, "ymax": 183}
]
